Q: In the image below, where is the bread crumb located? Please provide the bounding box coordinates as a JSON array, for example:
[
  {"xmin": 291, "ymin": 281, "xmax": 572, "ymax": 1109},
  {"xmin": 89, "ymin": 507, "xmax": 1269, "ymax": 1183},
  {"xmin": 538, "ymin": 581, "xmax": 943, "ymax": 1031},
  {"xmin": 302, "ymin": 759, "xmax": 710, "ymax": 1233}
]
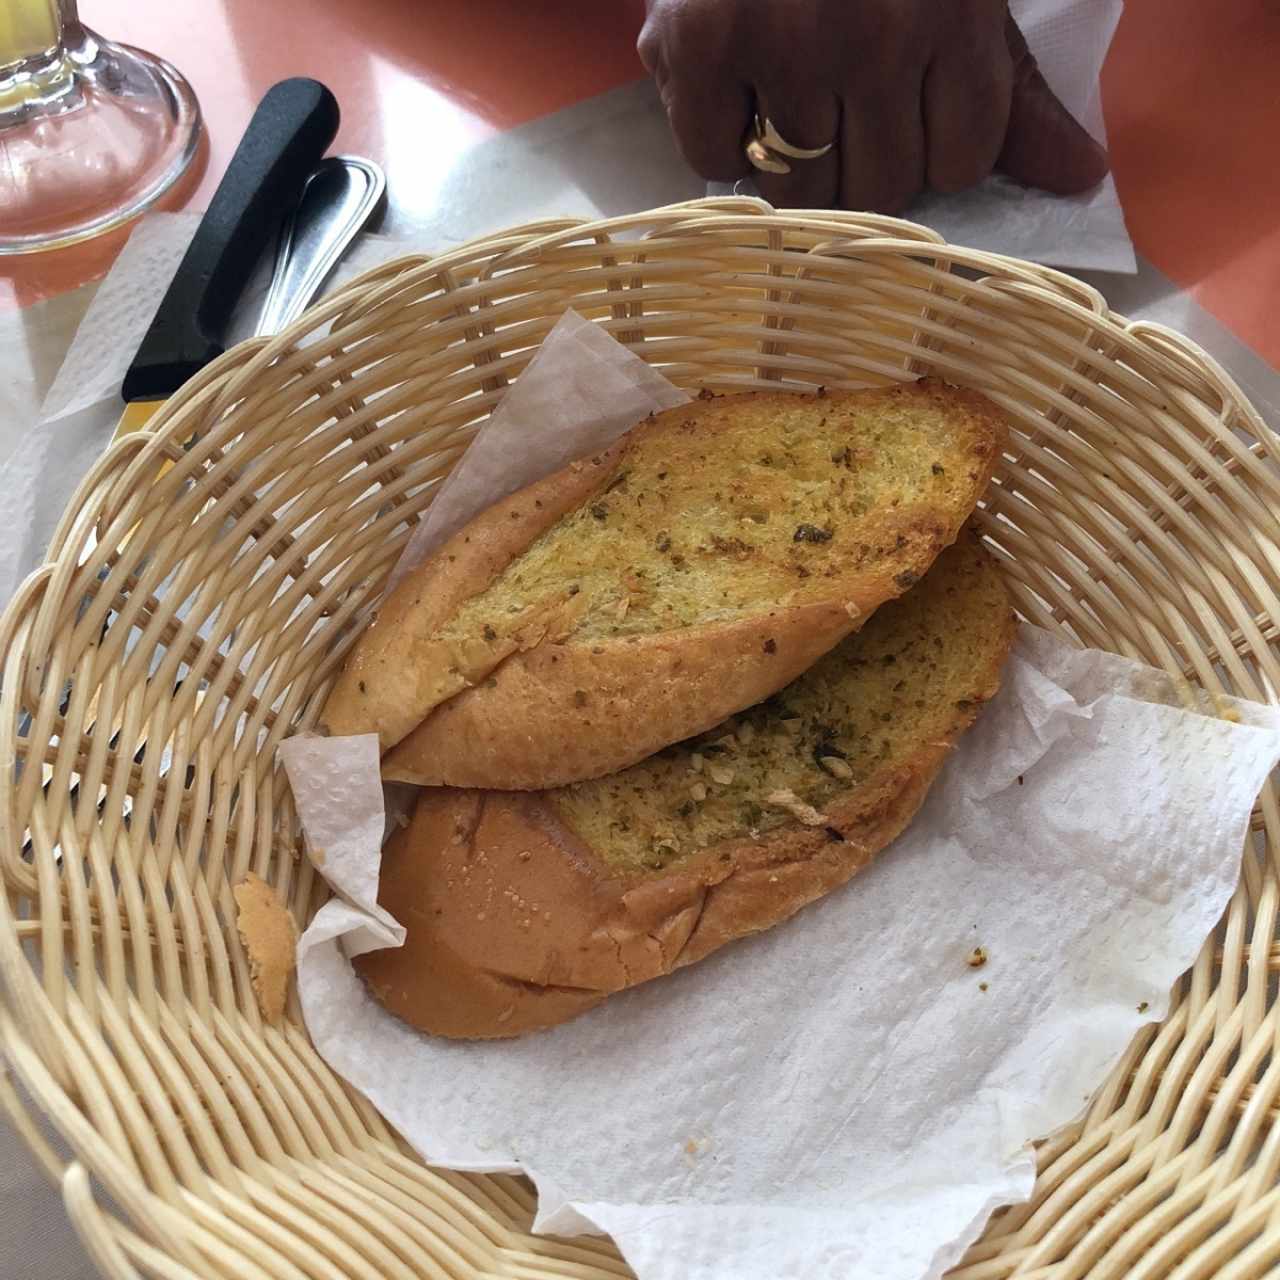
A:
[
  {"xmin": 979, "ymin": 982, "xmax": 989, "ymax": 992},
  {"xmin": 234, "ymin": 873, "xmax": 297, "ymax": 1023},
  {"xmin": 307, "ymin": 844, "xmax": 326, "ymax": 866},
  {"xmin": 690, "ymin": 752, "xmax": 704, "ymax": 774},
  {"xmin": 818, "ymin": 755, "xmax": 854, "ymax": 780},
  {"xmin": 708, "ymin": 764, "xmax": 735, "ymax": 786},
  {"xmin": 682, "ymin": 1135, "xmax": 712, "ymax": 1164},
  {"xmin": 1138, "ymin": 1001, "xmax": 1149, "ymax": 1014},
  {"xmin": 967, "ymin": 946, "xmax": 988, "ymax": 968},
  {"xmin": 738, "ymin": 722, "xmax": 755, "ymax": 744},
  {"xmin": 766, "ymin": 789, "xmax": 825, "ymax": 826},
  {"xmin": 844, "ymin": 602, "xmax": 861, "ymax": 620},
  {"xmin": 711, "ymin": 733, "xmax": 738, "ymax": 754},
  {"xmin": 518, "ymin": 850, "xmax": 532, "ymax": 861},
  {"xmin": 690, "ymin": 782, "xmax": 707, "ymax": 802}
]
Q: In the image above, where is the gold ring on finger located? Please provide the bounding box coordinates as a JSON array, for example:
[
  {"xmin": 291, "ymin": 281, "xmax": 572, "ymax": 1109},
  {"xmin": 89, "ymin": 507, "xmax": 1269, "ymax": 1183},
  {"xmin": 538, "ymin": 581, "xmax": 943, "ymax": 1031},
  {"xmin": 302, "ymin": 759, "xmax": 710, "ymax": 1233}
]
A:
[{"xmin": 744, "ymin": 113, "xmax": 836, "ymax": 174}]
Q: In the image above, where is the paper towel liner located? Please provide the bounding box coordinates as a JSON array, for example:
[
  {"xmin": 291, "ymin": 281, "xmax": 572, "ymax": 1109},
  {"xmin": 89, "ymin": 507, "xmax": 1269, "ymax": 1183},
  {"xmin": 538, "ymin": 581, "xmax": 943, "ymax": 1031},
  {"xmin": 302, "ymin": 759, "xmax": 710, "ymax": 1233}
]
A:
[{"xmin": 286, "ymin": 628, "xmax": 1280, "ymax": 1280}]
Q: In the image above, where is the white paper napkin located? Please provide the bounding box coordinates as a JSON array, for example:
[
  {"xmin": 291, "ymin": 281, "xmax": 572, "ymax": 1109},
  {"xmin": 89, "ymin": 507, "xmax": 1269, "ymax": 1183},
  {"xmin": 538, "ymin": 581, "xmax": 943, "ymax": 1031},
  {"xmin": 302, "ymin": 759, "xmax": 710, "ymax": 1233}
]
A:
[
  {"xmin": 710, "ymin": 0, "xmax": 1134, "ymax": 272},
  {"xmin": 282, "ymin": 317, "xmax": 1280, "ymax": 1280}
]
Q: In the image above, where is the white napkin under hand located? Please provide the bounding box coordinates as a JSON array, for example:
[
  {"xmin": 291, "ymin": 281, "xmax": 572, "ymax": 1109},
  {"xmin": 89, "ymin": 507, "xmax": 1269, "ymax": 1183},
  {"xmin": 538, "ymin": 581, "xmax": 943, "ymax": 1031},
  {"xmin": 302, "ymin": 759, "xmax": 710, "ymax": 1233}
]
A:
[
  {"xmin": 711, "ymin": 0, "xmax": 1134, "ymax": 273},
  {"xmin": 282, "ymin": 313, "xmax": 1280, "ymax": 1280}
]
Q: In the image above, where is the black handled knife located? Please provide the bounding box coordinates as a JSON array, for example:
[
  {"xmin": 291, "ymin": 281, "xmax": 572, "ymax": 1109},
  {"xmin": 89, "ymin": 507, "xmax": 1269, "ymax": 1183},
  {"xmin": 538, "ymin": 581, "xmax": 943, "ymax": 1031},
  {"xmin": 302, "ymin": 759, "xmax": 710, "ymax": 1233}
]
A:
[{"xmin": 115, "ymin": 76, "xmax": 339, "ymax": 435}]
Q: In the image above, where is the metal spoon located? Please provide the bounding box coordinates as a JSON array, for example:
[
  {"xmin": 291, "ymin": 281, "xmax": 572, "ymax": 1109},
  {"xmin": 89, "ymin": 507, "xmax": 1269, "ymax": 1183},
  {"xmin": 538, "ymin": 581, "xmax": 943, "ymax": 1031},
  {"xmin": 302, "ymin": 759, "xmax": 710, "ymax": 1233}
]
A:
[{"xmin": 255, "ymin": 155, "xmax": 386, "ymax": 336}]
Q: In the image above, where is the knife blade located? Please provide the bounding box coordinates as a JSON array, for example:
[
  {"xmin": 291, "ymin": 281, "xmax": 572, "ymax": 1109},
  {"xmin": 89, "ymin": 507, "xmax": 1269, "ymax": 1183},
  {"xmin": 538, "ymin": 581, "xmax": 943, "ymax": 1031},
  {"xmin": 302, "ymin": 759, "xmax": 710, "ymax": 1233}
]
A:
[{"xmin": 115, "ymin": 76, "xmax": 340, "ymax": 438}]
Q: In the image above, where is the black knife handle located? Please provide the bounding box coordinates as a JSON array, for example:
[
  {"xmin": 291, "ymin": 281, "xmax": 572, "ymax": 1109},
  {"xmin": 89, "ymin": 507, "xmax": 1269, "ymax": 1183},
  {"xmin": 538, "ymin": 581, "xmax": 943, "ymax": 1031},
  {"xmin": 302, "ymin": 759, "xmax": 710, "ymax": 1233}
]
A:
[{"xmin": 122, "ymin": 78, "xmax": 340, "ymax": 402}]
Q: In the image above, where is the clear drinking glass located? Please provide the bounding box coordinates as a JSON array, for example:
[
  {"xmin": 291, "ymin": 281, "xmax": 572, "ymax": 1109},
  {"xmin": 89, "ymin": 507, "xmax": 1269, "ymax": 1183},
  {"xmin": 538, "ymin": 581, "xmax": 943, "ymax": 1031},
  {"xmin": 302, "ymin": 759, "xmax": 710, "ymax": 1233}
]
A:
[{"xmin": 0, "ymin": 0, "xmax": 201, "ymax": 254}]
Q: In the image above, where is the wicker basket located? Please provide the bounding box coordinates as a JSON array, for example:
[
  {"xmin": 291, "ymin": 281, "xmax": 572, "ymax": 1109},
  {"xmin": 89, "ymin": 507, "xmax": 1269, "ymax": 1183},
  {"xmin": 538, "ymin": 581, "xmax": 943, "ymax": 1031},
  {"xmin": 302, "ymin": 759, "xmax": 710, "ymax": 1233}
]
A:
[{"xmin": 2, "ymin": 197, "xmax": 1279, "ymax": 1280}]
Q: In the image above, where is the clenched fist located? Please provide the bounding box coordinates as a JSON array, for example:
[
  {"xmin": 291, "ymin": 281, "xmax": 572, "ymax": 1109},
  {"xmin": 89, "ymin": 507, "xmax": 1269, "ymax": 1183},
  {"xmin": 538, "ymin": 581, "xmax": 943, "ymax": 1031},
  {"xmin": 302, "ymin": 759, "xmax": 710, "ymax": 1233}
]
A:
[{"xmin": 638, "ymin": 0, "xmax": 1109, "ymax": 211}]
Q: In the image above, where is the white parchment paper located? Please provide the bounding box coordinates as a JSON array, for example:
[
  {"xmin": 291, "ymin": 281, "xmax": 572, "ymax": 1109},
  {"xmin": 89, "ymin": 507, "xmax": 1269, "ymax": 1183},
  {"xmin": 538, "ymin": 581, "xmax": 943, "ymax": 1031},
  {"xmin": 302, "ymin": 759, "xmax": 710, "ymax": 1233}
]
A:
[
  {"xmin": 389, "ymin": 310, "xmax": 690, "ymax": 589},
  {"xmin": 282, "ymin": 317, "xmax": 1280, "ymax": 1280}
]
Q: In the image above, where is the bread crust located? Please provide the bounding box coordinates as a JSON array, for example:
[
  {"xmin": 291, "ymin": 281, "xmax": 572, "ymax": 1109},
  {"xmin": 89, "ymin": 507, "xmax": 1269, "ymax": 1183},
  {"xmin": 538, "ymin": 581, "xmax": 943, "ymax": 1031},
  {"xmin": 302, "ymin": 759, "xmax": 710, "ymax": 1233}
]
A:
[
  {"xmin": 327, "ymin": 381, "xmax": 1008, "ymax": 789},
  {"xmin": 323, "ymin": 453, "xmax": 608, "ymax": 750},
  {"xmin": 382, "ymin": 598, "xmax": 882, "ymax": 788},
  {"xmin": 355, "ymin": 594, "xmax": 1015, "ymax": 1039}
]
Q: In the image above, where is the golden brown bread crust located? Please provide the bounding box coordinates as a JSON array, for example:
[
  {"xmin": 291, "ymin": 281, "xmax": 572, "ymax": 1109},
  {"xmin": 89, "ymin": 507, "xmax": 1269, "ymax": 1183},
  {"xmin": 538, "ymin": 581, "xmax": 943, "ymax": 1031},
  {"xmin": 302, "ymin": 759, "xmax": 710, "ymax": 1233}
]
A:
[
  {"xmin": 382, "ymin": 598, "xmax": 883, "ymax": 789},
  {"xmin": 355, "ymin": 534, "xmax": 1017, "ymax": 1039},
  {"xmin": 328, "ymin": 380, "xmax": 1009, "ymax": 790},
  {"xmin": 358, "ymin": 748, "xmax": 954, "ymax": 1039},
  {"xmin": 323, "ymin": 458, "xmax": 601, "ymax": 751}
]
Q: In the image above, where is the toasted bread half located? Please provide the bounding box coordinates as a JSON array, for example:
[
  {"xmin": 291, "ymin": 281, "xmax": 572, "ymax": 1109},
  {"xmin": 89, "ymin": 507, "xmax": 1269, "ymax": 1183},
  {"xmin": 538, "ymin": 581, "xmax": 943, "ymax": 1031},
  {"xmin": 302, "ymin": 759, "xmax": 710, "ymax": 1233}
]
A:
[
  {"xmin": 326, "ymin": 379, "xmax": 1007, "ymax": 789},
  {"xmin": 356, "ymin": 530, "xmax": 1016, "ymax": 1038}
]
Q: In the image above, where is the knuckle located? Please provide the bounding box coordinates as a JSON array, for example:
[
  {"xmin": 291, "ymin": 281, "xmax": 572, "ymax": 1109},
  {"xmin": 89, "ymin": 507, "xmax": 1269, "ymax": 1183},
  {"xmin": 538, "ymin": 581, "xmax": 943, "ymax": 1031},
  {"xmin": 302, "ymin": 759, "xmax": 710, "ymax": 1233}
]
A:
[
  {"xmin": 636, "ymin": 26, "xmax": 660, "ymax": 72},
  {"xmin": 639, "ymin": 0, "xmax": 729, "ymax": 76}
]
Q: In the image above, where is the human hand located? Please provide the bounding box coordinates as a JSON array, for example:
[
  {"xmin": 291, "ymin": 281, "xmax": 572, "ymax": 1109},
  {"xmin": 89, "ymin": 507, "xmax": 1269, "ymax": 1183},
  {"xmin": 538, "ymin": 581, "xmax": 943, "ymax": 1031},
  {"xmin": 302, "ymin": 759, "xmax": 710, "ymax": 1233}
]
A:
[{"xmin": 638, "ymin": 0, "xmax": 1109, "ymax": 212}]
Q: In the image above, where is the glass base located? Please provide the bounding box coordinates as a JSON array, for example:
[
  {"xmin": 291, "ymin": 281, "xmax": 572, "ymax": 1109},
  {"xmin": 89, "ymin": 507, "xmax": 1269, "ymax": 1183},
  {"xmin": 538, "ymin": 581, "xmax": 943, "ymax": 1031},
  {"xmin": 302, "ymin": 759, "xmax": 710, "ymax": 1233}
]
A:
[{"xmin": 0, "ymin": 23, "xmax": 201, "ymax": 255}]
